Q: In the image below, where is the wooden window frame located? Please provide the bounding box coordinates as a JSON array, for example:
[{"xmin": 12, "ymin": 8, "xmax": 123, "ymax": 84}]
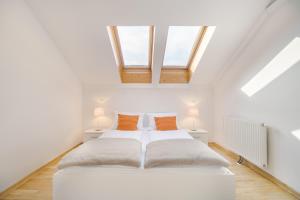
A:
[
  {"xmin": 160, "ymin": 26, "xmax": 208, "ymax": 84},
  {"xmin": 108, "ymin": 26, "xmax": 154, "ymax": 83}
]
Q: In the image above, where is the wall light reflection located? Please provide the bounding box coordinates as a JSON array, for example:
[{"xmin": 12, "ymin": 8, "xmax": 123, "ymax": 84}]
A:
[
  {"xmin": 95, "ymin": 97, "xmax": 110, "ymax": 104},
  {"xmin": 182, "ymin": 98, "xmax": 200, "ymax": 107},
  {"xmin": 292, "ymin": 129, "xmax": 300, "ymax": 140}
]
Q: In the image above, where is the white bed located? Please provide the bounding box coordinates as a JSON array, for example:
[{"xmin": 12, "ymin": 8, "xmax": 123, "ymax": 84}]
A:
[{"xmin": 53, "ymin": 129, "xmax": 235, "ymax": 200}]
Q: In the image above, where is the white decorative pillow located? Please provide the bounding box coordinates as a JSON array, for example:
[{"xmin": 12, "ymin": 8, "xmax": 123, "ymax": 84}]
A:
[
  {"xmin": 147, "ymin": 112, "xmax": 177, "ymax": 130},
  {"xmin": 113, "ymin": 112, "xmax": 144, "ymax": 130}
]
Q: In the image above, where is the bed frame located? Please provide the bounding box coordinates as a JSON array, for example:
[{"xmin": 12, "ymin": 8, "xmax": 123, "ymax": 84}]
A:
[{"xmin": 53, "ymin": 166, "xmax": 235, "ymax": 200}]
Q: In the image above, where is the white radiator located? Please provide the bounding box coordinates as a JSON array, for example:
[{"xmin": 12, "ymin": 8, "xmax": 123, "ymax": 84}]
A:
[{"xmin": 223, "ymin": 117, "xmax": 268, "ymax": 168}]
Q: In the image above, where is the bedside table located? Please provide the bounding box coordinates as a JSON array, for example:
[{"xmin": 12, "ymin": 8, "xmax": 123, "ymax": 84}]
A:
[
  {"xmin": 188, "ymin": 129, "xmax": 209, "ymax": 145},
  {"xmin": 84, "ymin": 129, "xmax": 105, "ymax": 142}
]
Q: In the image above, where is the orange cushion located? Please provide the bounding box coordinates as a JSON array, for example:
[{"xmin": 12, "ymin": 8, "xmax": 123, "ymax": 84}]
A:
[
  {"xmin": 154, "ymin": 116, "xmax": 178, "ymax": 131},
  {"xmin": 117, "ymin": 114, "xmax": 139, "ymax": 131}
]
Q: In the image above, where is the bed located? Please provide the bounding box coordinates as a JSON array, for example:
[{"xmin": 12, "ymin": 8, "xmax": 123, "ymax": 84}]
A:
[{"xmin": 53, "ymin": 129, "xmax": 235, "ymax": 200}]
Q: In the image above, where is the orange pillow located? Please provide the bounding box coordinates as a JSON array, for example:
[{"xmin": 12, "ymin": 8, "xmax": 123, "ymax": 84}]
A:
[
  {"xmin": 154, "ymin": 116, "xmax": 178, "ymax": 131},
  {"xmin": 117, "ymin": 114, "xmax": 139, "ymax": 131}
]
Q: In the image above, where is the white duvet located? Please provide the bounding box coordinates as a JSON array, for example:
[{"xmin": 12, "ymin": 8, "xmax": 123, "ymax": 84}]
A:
[{"xmin": 99, "ymin": 129, "xmax": 193, "ymax": 168}]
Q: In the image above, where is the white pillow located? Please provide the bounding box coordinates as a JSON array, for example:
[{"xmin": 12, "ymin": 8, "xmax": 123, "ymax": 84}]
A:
[
  {"xmin": 113, "ymin": 112, "xmax": 144, "ymax": 130},
  {"xmin": 100, "ymin": 130, "xmax": 143, "ymax": 143},
  {"xmin": 147, "ymin": 112, "xmax": 177, "ymax": 130}
]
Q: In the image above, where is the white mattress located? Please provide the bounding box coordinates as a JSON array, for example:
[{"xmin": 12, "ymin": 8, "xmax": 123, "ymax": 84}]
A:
[{"xmin": 100, "ymin": 129, "xmax": 193, "ymax": 168}]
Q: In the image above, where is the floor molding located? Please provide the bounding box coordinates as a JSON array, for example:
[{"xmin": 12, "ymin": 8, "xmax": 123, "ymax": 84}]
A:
[
  {"xmin": 210, "ymin": 142, "xmax": 300, "ymax": 199},
  {"xmin": 0, "ymin": 143, "xmax": 81, "ymax": 198}
]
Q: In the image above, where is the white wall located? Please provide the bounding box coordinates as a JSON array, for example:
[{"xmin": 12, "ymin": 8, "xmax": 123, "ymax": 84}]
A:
[
  {"xmin": 83, "ymin": 85, "xmax": 213, "ymax": 134},
  {"xmin": 214, "ymin": 0, "xmax": 300, "ymax": 192},
  {"xmin": 0, "ymin": 0, "xmax": 82, "ymax": 192}
]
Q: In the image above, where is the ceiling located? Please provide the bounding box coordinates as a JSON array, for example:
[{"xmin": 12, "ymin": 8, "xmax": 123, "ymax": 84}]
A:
[{"xmin": 25, "ymin": 0, "xmax": 272, "ymax": 86}]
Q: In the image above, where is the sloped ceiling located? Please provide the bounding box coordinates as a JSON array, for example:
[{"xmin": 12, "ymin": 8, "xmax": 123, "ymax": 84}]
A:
[{"xmin": 25, "ymin": 0, "xmax": 271, "ymax": 86}]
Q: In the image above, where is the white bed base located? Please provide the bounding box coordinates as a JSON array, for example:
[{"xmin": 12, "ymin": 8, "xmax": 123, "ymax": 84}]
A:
[{"xmin": 53, "ymin": 166, "xmax": 235, "ymax": 200}]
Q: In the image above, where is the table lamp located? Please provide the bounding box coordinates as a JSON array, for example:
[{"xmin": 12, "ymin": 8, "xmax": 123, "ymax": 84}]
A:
[
  {"xmin": 189, "ymin": 108, "xmax": 199, "ymax": 131},
  {"xmin": 94, "ymin": 107, "xmax": 104, "ymax": 131}
]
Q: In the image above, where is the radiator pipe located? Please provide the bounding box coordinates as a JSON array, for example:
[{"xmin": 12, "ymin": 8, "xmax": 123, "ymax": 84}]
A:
[{"xmin": 237, "ymin": 156, "xmax": 244, "ymax": 165}]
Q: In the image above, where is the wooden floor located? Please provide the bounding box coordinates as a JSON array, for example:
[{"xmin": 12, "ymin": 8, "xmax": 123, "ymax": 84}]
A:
[
  {"xmin": 0, "ymin": 144, "xmax": 297, "ymax": 200},
  {"xmin": 211, "ymin": 144, "xmax": 298, "ymax": 200}
]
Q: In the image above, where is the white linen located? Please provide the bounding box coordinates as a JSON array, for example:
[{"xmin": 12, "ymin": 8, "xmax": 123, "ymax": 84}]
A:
[
  {"xmin": 100, "ymin": 130, "xmax": 143, "ymax": 143},
  {"xmin": 147, "ymin": 129, "xmax": 193, "ymax": 144},
  {"xmin": 146, "ymin": 112, "xmax": 177, "ymax": 130},
  {"xmin": 58, "ymin": 138, "xmax": 142, "ymax": 169},
  {"xmin": 144, "ymin": 139, "xmax": 229, "ymax": 168},
  {"xmin": 112, "ymin": 112, "xmax": 144, "ymax": 130},
  {"xmin": 100, "ymin": 129, "xmax": 192, "ymax": 146},
  {"xmin": 99, "ymin": 129, "xmax": 192, "ymax": 168},
  {"xmin": 54, "ymin": 129, "xmax": 235, "ymax": 200},
  {"xmin": 99, "ymin": 130, "xmax": 145, "ymax": 167}
]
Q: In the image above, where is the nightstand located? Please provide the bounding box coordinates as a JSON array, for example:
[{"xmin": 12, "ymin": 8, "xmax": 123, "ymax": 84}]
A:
[
  {"xmin": 84, "ymin": 129, "xmax": 105, "ymax": 142},
  {"xmin": 188, "ymin": 129, "xmax": 209, "ymax": 145}
]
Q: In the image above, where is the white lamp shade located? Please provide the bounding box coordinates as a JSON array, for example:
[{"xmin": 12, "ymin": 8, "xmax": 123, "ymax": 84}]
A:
[
  {"xmin": 94, "ymin": 107, "xmax": 104, "ymax": 117},
  {"xmin": 189, "ymin": 108, "xmax": 199, "ymax": 117}
]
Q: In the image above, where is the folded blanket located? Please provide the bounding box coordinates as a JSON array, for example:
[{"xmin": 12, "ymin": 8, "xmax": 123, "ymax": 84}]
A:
[
  {"xmin": 144, "ymin": 139, "xmax": 229, "ymax": 168},
  {"xmin": 58, "ymin": 138, "xmax": 142, "ymax": 169}
]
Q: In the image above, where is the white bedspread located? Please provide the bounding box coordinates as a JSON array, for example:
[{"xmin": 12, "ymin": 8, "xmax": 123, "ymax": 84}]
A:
[
  {"xmin": 99, "ymin": 129, "xmax": 194, "ymax": 168},
  {"xmin": 58, "ymin": 138, "xmax": 142, "ymax": 169}
]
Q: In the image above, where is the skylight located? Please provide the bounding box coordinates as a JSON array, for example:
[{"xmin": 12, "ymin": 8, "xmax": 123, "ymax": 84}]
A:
[
  {"xmin": 117, "ymin": 26, "xmax": 149, "ymax": 66},
  {"xmin": 241, "ymin": 37, "xmax": 300, "ymax": 97},
  {"xmin": 160, "ymin": 26, "xmax": 216, "ymax": 83},
  {"xmin": 107, "ymin": 25, "xmax": 154, "ymax": 83},
  {"xmin": 163, "ymin": 26, "xmax": 201, "ymax": 67}
]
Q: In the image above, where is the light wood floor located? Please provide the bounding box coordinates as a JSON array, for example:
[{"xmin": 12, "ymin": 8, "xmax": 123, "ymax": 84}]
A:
[{"xmin": 0, "ymin": 144, "xmax": 298, "ymax": 200}]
